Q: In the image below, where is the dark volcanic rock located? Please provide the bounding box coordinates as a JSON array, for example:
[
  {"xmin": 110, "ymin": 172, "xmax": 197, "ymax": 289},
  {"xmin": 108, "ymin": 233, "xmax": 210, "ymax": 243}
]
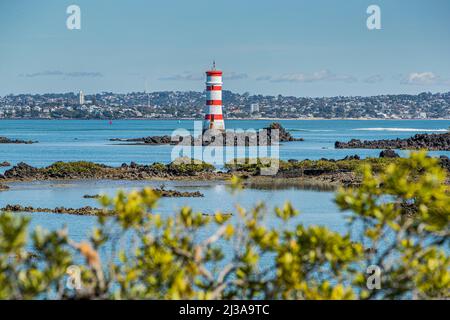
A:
[
  {"xmin": 154, "ymin": 188, "xmax": 204, "ymax": 198},
  {"xmin": 201, "ymin": 122, "xmax": 303, "ymax": 146},
  {"xmin": 342, "ymin": 155, "xmax": 360, "ymax": 160},
  {"xmin": 0, "ymin": 161, "xmax": 11, "ymax": 167},
  {"xmin": 379, "ymin": 149, "xmax": 400, "ymax": 158},
  {"xmin": 0, "ymin": 184, "xmax": 9, "ymax": 191},
  {"xmin": 83, "ymin": 189, "xmax": 203, "ymax": 198},
  {"xmin": 1, "ymin": 159, "xmax": 219, "ymax": 181},
  {"xmin": 335, "ymin": 132, "xmax": 450, "ymax": 151},
  {"xmin": 4, "ymin": 162, "xmax": 40, "ymax": 179},
  {"xmin": 83, "ymin": 194, "xmax": 101, "ymax": 199},
  {"xmin": 264, "ymin": 122, "xmax": 304, "ymax": 142},
  {"xmin": 110, "ymin": 135, "xmax": 174, "ymax": 145},
  {"xmin": 440, "ymin": 155, "xmax": 450, "ymax": 171},
  {"xmin": 1, "ymin": 204, "xmax": 108, "ymax": 216},
  {"xmin": 0, "ymin": 137, "xmax": 36, "ymax": 144}
]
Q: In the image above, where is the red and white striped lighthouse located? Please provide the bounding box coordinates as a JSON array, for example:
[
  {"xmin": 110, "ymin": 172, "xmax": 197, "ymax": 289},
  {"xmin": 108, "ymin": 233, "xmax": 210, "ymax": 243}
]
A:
[{"xmin": 203, "ymin": 62, "xmax": 225, "ymax": 131}]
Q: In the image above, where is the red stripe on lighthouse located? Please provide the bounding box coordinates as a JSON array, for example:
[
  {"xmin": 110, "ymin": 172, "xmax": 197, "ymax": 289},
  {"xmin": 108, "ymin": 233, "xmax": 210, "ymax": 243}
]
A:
[
  {"xmin": 204, "ymin": 114, "xmax": 223, "ymax": 120},
  {"xmin": 207, "ymin": 100, "xmax": 222, "ymax": 105},
  {"xmin": 206, "ymin": 85, "xmax": 222, "ymax": 91},
  {"xmin": 206, "ymin": 71, "xmax": 223, "ymax": 76}
]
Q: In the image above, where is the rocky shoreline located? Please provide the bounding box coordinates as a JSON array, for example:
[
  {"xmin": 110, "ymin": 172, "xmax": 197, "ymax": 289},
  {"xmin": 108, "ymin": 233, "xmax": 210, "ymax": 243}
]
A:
[
  {"xmin": 110, "ymin": 122, "xmax": 303, "ymax": 146},
  {"xmin": 0, "ymin": 153, "xmax": 448, "ymax": 190},
  {"xmin": 335, "ymin": 132, "xmax": 450, "ymax": 151},
  {"xmin": 0, "ymin": 159, "xmax": 222, "ymax": 182}
]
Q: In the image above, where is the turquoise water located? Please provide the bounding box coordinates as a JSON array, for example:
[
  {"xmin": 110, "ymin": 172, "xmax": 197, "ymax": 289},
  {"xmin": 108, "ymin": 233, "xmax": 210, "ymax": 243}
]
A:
[{"xmin": 0, "ymin": 119, "xmax": 448, "ymax": 240}]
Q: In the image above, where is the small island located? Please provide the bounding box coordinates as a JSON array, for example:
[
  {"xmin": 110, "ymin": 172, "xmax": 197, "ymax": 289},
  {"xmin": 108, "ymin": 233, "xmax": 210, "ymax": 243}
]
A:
[{"xmin": 110, "ymin": 122, "xmax": 303, "ymax": 146}]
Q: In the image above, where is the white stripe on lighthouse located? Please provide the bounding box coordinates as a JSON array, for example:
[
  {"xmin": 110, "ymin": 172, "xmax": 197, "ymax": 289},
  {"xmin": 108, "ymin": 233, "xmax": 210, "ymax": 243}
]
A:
[
  {"xmin": 208, "ymin": 105, "xmax": 223, "ymax": 115},
  {"xmin": 207, "ymin": 90, "xmax": 222, "ymax": 101},
  {"xmin": 206, "ymin": 76, "xmax": 223, "ymax": 85}
]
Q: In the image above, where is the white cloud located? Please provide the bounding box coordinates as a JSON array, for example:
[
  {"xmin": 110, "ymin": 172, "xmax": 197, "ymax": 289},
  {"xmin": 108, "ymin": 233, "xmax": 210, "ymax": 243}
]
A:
[
  {"xmin": 159, "ymin": 72, "xmax": 203, "ymax": 81},
  {"xmin": 258, "ymin": 70, "xmax": 357, "ymax": 83},
  {"xmin": 223, "ymin": 72, "xmax": 248, "ymax": 80},
  {"xmin": 402, "ymin": 72, "xmax": 441, "ymax": 85},
  {"xmin": 20, "ymin": 70, "xmax": 103, "ymax": 78},
  {"xmin": 160, "ymin": 71, "xmax": 248, "ymax": 81}
]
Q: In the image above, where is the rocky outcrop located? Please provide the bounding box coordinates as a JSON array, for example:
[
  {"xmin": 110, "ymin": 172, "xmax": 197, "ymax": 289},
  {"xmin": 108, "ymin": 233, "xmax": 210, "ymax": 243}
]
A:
[
  {"xmin": 0, "ymin": 137, "xmax": 36, "ymax": 144},
  {"xmin": 83, "ymin": 189, "xmax": 204, "ymax": 199},
  {"xmin": 1, "ymin": 159, "xmax": 219, "ymax": 181},
  {"xmin": 0, "ymin": 184, "xmax": 9, "ymax": 191},
  {"xmin": 342, "ymin": 155, "xmax": 360, "ymax": 160},
  {"xmin": 83, "ymin": 194, "xmax": 101, "ymax": 199},
  {"xmin": 154, "ymin": 188, "xmax": 204, "ymax": 197},
  {"xmin": 111, "ymin": 123, "xmax": 303, "ymax": 146},
  {"xmin": 264, "ymin": 122, "xmax": 303, "ymax": 142},
  {"xmin": 3, "ymin": 162, "xmax": 40, "ymax": 179},
  {"xmin": 335, "ymin": 132, "xmax": 450, "ymax": 151},
  {"xmin": 1, "ymin": 204, "xmax": 109, "ymax": 216},
  {"xmin": 0, "ymin": 161, "xmax": 11, "ymax": 167},
  {"xmin": 110, "ymin": 135, "xmax": 174, "ymax": 145},
  {"xmin": 379, "ymin": 149, "xmax": 400, "ymax": 158}
]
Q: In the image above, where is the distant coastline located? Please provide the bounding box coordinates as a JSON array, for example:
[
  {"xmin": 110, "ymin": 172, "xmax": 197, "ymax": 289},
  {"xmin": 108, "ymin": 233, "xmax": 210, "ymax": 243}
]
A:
[
  {"xmin": 2, "ymin": 91, "xmax": 449, "ymax": 120},
  {"xmin": 0, "ymin": 117, "xmax": 449, "ymax": 121}
]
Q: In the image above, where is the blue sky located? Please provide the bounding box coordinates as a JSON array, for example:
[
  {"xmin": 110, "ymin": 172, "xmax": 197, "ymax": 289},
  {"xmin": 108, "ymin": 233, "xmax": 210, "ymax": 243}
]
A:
[{"xmin": 1, "ymin": 0, "xmax": 449, "ymax": 97}]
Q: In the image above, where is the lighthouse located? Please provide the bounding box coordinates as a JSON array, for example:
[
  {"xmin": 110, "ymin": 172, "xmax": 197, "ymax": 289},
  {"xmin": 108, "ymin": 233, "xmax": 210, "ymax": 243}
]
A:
[{"xmin": 203, "ymin": 62, "xmax": 225, "ymax": 132}]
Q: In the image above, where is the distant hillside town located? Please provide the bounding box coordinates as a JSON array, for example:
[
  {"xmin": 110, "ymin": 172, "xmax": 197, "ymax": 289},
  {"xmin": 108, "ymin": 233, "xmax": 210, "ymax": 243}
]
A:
[{"xmin": 0, "ymin": 90, "xmax": 449, "ymax": 119}]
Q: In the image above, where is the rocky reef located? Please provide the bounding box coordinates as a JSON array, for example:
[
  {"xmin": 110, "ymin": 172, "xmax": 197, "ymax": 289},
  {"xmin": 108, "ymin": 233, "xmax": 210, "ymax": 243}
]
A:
[
  {"xmin": 83, "ymin": 194, "xmax": 101, "ymax": 199},
  {"xmin": 335, "ymin": 132, "xmax": 450, "ymax": 151},
  {"xmin": 0, "ymin": 161, "xmax": 11, "ymax": 167},
  {"xmin": 83, "ymin": 188, "xmax": 203, "ymax": 199},
  {"xmin": 201, "ymin": 122, "xmax": 304, "ymax": 146},
  {"xmin": 154, "ymin": 188, "xmax": 204, "ymax": 197},
  {"xmin": 1, "ymin": 154, "xmax": 448, "ymax": 189},
  {"xmin": 0, "ymin": 137, "xmax": 36, "ymax": 144},
  {"xmin": 0, "ymin": 159, "xmax": 220, "ymax": 181},
  {"xmin": 110, "ymin": 122, "xmax": 303, "ymax": 146},
  {"xmin": 227, "ymin": 153, "xmax": 450, "ymax": 187},
  {"xmin": 1, "ymin": 204, "xmax": 108, "ymax": 216},
  {"xmin": 379, "ymin": 149, "xmax": 400, "ymax": 158},
  {"xmin": 110, "ymin": 135, "xmax": 174, "ymax": 145}
]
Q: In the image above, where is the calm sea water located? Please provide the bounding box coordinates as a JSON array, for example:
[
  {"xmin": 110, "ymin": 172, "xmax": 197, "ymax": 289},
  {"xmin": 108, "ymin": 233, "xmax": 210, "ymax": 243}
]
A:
[{"xmin": 0, "ymin": 119, "xmax": 448, "ymax": 241}]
